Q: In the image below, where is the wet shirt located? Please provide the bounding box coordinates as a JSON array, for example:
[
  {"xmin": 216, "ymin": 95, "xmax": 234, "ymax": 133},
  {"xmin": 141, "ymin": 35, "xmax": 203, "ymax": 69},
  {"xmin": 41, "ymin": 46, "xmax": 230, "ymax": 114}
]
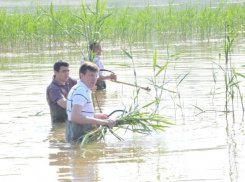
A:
[
  {"xmin": 66, "ymin": 81, "xmax": 94, "ymax": 142},
  {"xmin": 46, "ymin": 77, "xmax": 77, "ymax": 122}
]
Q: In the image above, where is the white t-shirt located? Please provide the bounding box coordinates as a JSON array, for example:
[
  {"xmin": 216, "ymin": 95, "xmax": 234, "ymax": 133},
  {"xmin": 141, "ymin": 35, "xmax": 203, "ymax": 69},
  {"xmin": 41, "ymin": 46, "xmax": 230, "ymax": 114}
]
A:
[
  {"xmin": 66, "ymin": 81, "xmax": 94, "ymax": 141},
  {"xmin": 80, "ymin": 55, "xmax": 104, "ymax": 76},
  {"xmin": 67, "ymin": 81, "xmax": 94, "ymax": 120}
]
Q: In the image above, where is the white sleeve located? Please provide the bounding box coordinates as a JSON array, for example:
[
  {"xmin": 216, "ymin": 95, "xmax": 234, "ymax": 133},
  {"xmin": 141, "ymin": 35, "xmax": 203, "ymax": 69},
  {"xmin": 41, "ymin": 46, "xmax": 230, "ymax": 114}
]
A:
[
  {"xmin": 72, "ymin": 90, "xmax": 88, "ymax": 107},
  {"xmin": 97, "ymin": 60, "xmax": 104, "ymax": 76}
]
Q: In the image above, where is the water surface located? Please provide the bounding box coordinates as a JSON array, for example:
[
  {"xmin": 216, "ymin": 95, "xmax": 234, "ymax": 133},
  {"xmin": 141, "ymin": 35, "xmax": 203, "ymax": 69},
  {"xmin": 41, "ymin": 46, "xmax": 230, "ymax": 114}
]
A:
[{"xmin": 1, "ymin": 36, "xmax": 245, "ymax": 181}]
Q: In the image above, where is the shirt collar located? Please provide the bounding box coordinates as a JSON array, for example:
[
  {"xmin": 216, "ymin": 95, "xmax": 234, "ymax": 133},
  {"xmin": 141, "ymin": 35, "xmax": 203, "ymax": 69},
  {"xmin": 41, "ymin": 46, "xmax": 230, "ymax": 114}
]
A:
[
  {"xmin": 52, "ymin": 78, "xmax": 67, "ymax": 86},
  {"xmin": 77, "ymin": 80, "xmax": 92, "ymax": 93}
]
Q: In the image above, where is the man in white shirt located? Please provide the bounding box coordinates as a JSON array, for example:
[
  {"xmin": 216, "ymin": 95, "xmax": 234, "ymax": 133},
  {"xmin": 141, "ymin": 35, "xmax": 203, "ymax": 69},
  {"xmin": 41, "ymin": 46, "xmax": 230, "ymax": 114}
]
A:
[
  {"xmin": 66, "ymin": 62, "xmax": 116, "ymax": 142},
  {"xmin": 80, "ymin": 42, "xmax": 117, "ymax": 90}
]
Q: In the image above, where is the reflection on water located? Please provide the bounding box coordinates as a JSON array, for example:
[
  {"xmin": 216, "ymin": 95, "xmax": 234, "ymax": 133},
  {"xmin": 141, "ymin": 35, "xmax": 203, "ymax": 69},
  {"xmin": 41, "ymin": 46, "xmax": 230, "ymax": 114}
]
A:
[{"xmin": 1, "ymin": 38, "xmax": 245, "ymax": 181}]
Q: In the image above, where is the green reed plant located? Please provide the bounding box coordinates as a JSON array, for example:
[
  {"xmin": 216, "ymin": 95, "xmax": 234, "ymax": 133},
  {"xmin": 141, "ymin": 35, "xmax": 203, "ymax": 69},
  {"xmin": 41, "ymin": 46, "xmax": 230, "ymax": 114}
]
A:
[
  {"xmin": 211, "ymin": 63, "xmax": 218, "ymax": 104},
  {"xmin": 213, "ymin": 22, "xmax": 245, "ymax": 114},
  {"xmin": 37, "ymin": 0, "xmax": 112, "ymax": 59},
  {"xmin": 148, "ymin": 47, "xmax": 171, "ymax": 114},
  {"xmin": 174, "ymin": 69, "xmax": 190, "ymax": 123},
  {"xmin": 147, "ymin": 45, "xmax": 187, "ymax": 123},
  {"xmin": 232, "ymin": 68, "xmax": 245, "ymax": 112}
]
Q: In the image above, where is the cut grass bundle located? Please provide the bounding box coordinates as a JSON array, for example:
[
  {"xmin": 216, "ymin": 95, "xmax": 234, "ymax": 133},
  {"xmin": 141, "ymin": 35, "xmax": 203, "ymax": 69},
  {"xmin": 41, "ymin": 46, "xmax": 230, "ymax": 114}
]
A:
[{"xmin": 77, "ymin": 109, "xmax": 173, "ymax": 148}]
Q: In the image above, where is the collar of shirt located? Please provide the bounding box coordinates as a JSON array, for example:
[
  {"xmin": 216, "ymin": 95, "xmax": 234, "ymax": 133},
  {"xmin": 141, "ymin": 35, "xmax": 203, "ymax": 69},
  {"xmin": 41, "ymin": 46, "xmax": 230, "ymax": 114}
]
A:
[
  {"xmin": 52, "ymin": 78, "xmax": 69, "ymax": 86},
  {"xmin": 77, "ymin": 80, "xmax": 92, "ymax": 93}
]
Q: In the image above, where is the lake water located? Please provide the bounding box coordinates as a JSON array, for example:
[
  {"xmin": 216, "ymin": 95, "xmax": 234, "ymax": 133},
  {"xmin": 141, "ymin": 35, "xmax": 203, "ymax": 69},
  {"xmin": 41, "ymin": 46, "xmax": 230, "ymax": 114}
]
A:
[{"xmin": 1, "ymin": 1, "xmax": 245, "ymax": 182}]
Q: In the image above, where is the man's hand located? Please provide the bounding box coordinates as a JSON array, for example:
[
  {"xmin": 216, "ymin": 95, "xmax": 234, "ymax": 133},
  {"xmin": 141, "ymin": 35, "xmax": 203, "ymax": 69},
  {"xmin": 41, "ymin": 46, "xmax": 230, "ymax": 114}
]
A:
[
  {"xmin": 101, "ymin": 119, "xmax": 116, "ymax": 129},
  {"xmin": 91, "ymin": 85, "xmax": 97, "ymax": 92},
  {"xmin": 94, "ymin": 113, "xmax": 108, "ymax": 119},
  {"xmin": 109, "ymin": 73, "xmax": 117, "ymax": 81}
]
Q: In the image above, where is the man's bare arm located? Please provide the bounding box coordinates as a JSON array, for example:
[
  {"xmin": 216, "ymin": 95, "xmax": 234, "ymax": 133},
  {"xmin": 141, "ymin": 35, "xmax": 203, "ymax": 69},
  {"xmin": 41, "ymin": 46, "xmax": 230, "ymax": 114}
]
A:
[
  {"xmin": 57, "ymin": 98, "xmax": 67, "ymax": 109},
  {"xmin": 97, "ymin": 73, "xmax": 117, "ymax": 81},
  {"xmin": 71, "ymin": 104, "xmax": 115, "ymax": 128}
]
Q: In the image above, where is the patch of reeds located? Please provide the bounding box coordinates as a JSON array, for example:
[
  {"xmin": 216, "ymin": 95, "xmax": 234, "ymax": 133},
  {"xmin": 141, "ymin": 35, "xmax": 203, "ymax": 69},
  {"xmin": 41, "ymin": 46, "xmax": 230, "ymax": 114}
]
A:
[
  {"xmin": 37, "ymin": 0, "xmax": 112, "ymax": 60},
  {"xmin": 1, "ymin": 2, "xmax": 245, "ymax": 52},
  {"xmin": 211, "ymin": 22, "xmax": 245, "ymax": 117},
  {"xmin": 78, "ymin": 104, "xmax": 173, "ymax": 148}
]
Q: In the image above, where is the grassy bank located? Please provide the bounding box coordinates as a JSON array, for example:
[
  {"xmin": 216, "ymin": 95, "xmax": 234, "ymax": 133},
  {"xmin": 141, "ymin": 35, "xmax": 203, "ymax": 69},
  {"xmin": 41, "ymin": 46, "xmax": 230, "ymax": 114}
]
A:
[{"xmin": 1, "ymin": 2, "xmax": 245, "ymax": 52}]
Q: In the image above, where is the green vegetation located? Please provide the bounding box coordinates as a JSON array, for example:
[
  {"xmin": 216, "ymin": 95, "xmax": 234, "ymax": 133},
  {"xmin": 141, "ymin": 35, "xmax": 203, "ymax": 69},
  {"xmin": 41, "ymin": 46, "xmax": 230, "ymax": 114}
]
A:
[
  {"xmin": 1, "ymin": 2, "xmax": 245, "ymax": 52},
  {"xmin": 37, "ymin": 0, "xmax": 112, "ymax": 60},
  {"xmin": 213, "ymin": 24, "xmax": 245, "ymax": 113},
  {"xmin": 78, "ymin": 110, "xmax": 172, "ymax": 148}
]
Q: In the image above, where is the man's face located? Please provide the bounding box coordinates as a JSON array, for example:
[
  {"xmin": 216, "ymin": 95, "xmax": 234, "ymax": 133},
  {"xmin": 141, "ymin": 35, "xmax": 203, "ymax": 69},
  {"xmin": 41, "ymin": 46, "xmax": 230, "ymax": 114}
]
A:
[
  {"xmin": 94, "ymin": 45, "xmax": 102, "ymax": 56},
  {"xmin": 80, "ymin": 70, "xmax": 98, "ymax": 89},
  {"xmin": 55, "ymin": 66, "xmax": 69, "ymax": 83}
]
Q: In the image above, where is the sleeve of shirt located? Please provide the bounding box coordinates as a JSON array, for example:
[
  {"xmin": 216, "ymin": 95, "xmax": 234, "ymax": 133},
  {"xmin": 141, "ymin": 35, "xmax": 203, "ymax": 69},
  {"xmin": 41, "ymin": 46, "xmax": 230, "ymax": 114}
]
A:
[
  {"xmin": 72, "ymin": 89, "xmax": 87, "ymax": 107},
  {"xmin": 49, "ymin": 88, "xmax": 63, "ymax": 104},
  {"xmin": 97, "ymin": 60, "xmax": 104, "ymax": 76}
]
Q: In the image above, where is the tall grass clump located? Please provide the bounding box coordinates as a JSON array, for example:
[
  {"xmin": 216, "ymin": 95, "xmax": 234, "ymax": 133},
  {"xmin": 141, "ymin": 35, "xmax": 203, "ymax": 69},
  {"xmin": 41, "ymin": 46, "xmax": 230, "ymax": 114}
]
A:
[
  {"xmin": 213, "ymin": 22, "xmax": 245, "ymax": 115},
  {"xmin": 1, "ymin": 2, "xmax": 245, "ymax": 51},
  {"xmin": 37, "ymin": 0, "xmax": 113, "ymax": 60}
]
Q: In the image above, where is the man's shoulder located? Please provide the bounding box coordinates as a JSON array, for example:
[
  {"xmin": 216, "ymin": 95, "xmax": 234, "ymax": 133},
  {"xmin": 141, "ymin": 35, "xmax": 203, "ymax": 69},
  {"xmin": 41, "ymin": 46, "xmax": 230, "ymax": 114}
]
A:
[
  {"xmin": 47, "ymin": 80, "xmax": 59, "ymax": 91},
  {"xmin": 68, "ymin": 77, "xmax": 77, "ymax": 86},
  {"xmin": 46, "ymin": 81, "xmax": 61, "ymax": 99},
  {"xmin": 71, "ymin": 85, "xmax": 90, "ymax": 102},
  {"xmin": 72, "ymin": 83, "xmax": 90, "ymax": 96},
  {"xmin": 73, "ymin": 85, "xmax": 88, "ymax": 93},
  {"xmin": 93, "ymin": 55, "xmax": 101, "ymax": 62}
]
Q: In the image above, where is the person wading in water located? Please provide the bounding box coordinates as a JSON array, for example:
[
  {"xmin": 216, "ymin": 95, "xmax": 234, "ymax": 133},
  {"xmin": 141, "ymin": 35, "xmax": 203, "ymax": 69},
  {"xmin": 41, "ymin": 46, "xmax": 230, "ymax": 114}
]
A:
[
  {"xmin": 66, "ymin": 62, "xmax": 116, "ymax": 142},
  {"xmin": 46, "ymin": 60, "xmax": 77, "ymax": 122},
  {"xmin": 80, "ymin": 42, "xmax": 117, "ymax": 90}
]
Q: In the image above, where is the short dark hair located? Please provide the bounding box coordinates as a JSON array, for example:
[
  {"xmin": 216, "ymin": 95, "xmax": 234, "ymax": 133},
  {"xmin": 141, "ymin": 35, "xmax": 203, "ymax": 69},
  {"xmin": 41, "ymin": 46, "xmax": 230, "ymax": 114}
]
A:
[
  {"xmin": 54, "ymin": 60, "xmax": 69, "ymax": 72},
  {"xmin": 89, "ymin": 42, "xmax": 100, "ymax": 51},
  {"xmin": 79, "ymin": 62, "xmax": 99, "ymax": 75}
]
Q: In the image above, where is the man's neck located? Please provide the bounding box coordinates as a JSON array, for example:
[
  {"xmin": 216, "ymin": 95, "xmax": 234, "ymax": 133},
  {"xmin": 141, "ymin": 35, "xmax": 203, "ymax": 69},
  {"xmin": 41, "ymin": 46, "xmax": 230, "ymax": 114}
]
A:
[
  {"xmin": 55, "ymin": 77, "xmax": 66, "ymax": 85},
  {"xmin": 80, "ymin": 80, "xmax": 92, "ymax": 90}
]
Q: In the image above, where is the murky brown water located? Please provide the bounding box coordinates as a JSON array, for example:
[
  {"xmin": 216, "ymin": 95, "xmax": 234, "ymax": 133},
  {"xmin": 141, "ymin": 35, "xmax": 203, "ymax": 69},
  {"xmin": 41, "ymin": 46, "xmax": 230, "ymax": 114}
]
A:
[
  {"xmin": 1, "ymin": 36, "xmax": 245, "ymax": 182},
  {"xmin": 1, "ymin": 0, "xmax": 245, "ymax": 180}
]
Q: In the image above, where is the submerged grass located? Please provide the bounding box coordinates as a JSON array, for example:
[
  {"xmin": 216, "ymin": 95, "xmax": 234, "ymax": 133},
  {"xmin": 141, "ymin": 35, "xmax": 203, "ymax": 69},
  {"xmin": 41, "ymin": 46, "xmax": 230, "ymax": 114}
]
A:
[{"xmin": 1, "ymin": 2, "xmax": 245, "ymax": 52}]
